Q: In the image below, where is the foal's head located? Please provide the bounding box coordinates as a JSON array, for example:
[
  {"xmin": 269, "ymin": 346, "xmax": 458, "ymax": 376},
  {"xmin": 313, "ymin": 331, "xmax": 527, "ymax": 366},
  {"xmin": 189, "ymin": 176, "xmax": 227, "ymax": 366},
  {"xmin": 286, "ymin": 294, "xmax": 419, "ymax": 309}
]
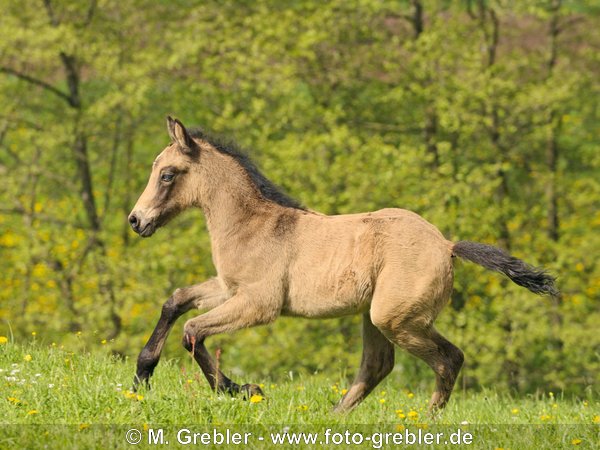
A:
[{"xmin": 128, "ymin": 117, "xmax": 201, "ymax": 237}]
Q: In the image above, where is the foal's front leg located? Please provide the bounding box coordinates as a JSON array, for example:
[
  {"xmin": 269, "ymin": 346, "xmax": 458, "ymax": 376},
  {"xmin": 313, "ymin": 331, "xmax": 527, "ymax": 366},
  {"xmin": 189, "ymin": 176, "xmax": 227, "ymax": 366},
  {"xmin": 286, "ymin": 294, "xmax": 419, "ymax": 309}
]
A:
[
  {"xmin": 133, "ymin": 278, "xmax": 227, "ymax": 389},
  {"xmin": 182, "ymin": 290, "xmax": 278, "ymax": 397}
]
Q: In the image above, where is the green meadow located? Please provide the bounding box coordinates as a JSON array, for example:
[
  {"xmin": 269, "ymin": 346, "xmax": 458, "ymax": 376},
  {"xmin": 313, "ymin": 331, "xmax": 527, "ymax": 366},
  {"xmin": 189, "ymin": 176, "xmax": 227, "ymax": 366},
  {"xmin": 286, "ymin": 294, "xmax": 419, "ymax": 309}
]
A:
[{"xmin": 0, "ymin": 339, "xmax": 598, "ymax": 449}]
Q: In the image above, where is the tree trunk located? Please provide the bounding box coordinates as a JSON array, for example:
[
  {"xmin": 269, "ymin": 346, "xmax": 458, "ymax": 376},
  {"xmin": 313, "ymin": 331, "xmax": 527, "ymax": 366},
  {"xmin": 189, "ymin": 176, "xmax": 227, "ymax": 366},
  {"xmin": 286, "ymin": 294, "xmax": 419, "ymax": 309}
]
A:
[{"xmin": 546, "ymin": 0, "xmax": 561, "ymax": 242}]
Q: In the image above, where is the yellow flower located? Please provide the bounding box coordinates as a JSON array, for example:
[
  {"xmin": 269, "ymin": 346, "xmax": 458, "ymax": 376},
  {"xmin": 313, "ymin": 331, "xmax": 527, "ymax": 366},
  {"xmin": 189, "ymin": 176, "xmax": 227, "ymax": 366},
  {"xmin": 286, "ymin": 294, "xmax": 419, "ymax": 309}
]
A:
[
  {"xmin": 24, "ymin": 354, "xmax": 32, "ymax": 362},
  {"xmin": 123, "ymin": 391, "xmax": 143, "ymax": 401},
  {"xmin": 79, "ymin": 424, "xmax": 89, "ymax": 431},
  {"xmin": 396, "ymin": 424, "xmax": 405, "ymax": 432},
  {"xmin": 27, "ymin": 410, "xmax": 38, "ymax": 415},
  {"xmin": 0, "ymin": 336, "xmax": 8, "ymax": 345},
  {"xmin": 407, "ymin": 410, "xmax": 419, "ymax": 419},
  {"xmin": 571, "ymin": 439, "xmax": 582, "ymax": 445},
  {"xmin": 407, "ymin": 392, "xmax": 414, "ymax": 399},
  {"xmin": 249, "ymin": 394, "xmax": 263, "ymax": 403},
  {"xmin": 7, "ymin": 397, "xmax": 20, "ymax": 404},
  {"xmin": 379, "ymin": 398, "xmax": 386, "ymax": 404},
  {"xmin": 31, "ymin": 332, "xmax": 36, "ymax": 337},
  {"xmin": 101, "ymin": 339, "xmax": 107, "ymax": 345},
  {"xmin": 512, "ymin": 408, "xmax": 519, "ymax": 414},
  {"xmin": 592, "ymin": 415, "xmax": 600, "ymax": 424},
  {"xmin": 297, "ymin": 404, "xmax": 308, "ymax": 411},
  {"xmin": 341, "ymin": 388, "xmax": 348, "ymax": 395},
  {"xmin": 540, "ymin": 414, "xmax": 552, "ymax": 421}
]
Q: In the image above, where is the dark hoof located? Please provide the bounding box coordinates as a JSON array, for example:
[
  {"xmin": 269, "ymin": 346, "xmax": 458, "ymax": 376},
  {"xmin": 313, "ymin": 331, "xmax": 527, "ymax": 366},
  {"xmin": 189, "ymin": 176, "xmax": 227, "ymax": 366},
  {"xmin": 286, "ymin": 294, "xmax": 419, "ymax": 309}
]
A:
[{"xmin": 241, "ymin": 383, "xmax": 264, "ymax": 399}]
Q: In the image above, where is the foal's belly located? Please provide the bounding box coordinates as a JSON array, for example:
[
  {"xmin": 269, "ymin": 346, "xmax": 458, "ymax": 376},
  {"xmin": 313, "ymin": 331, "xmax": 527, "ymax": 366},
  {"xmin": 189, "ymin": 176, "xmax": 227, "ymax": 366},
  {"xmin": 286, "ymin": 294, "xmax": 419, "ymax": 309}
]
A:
[
  {"xmin": 281, "ymin": 293, "xmax": 372, "ymax": 319},
  {"xmin": 282, "ymin": 267, "xmax": 374, "ymax": 319}
]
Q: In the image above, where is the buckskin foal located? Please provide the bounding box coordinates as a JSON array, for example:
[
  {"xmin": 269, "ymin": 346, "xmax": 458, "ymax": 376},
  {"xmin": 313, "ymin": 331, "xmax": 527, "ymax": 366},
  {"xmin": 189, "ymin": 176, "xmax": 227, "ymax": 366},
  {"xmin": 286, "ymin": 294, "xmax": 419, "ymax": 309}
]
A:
[{"xmin": 128, "ymin": 117, "xmax": 558, "ymax": 413}]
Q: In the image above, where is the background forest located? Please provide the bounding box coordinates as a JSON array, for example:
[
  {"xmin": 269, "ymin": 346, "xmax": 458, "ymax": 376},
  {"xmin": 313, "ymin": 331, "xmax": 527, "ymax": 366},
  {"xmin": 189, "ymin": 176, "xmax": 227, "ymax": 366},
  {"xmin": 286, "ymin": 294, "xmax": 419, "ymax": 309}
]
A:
[{"xmin": 0, "ymin": 0, "xmax": 598, "ymax": 397}]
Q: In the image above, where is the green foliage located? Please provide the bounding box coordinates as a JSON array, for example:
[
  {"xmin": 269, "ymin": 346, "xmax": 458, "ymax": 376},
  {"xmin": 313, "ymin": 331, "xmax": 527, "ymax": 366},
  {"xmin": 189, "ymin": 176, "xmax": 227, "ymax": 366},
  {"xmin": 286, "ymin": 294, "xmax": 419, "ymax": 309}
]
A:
[{"xmin": 0, "ymin": 0, "xmax": 598, "ymax": 397}]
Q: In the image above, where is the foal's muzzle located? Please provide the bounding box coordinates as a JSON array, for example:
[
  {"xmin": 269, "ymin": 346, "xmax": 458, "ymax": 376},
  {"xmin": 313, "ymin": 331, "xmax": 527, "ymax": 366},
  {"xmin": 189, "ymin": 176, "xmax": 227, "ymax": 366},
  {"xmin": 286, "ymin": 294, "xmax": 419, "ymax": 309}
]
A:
[{"xmin": 128, "ymin": 212, "xmax": 156, "ymax": 237}]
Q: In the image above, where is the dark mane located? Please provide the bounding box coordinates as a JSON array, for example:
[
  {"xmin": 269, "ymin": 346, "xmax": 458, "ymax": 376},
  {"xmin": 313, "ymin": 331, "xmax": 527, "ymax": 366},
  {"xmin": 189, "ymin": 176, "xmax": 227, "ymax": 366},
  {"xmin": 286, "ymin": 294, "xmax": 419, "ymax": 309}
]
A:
[{"xmin": 189, "ymin": 129, "xmax": 305, "ymax": 210}]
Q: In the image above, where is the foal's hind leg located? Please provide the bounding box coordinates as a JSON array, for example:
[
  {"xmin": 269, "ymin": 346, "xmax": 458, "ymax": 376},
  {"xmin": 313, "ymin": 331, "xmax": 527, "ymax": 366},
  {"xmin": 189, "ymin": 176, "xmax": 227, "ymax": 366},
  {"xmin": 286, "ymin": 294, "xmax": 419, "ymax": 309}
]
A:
[
  {"xmin": 375, "ymin": 317, "xmax": 464, "ymax": 412},
  {"xmin": 133, "ymin": 278, "xmax": 227, "ymax": 389},
  {"xmin": 334, "ymin": 312, "xmax": 395, "ymax": 413}
]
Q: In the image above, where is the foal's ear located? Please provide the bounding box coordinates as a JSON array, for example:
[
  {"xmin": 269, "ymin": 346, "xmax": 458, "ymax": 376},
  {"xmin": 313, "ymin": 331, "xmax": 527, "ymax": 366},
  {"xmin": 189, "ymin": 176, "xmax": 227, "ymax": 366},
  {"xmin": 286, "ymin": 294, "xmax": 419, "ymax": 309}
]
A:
[{"xmin": 166, "ymin": 116, "xmax": 196, "ymax": 154}]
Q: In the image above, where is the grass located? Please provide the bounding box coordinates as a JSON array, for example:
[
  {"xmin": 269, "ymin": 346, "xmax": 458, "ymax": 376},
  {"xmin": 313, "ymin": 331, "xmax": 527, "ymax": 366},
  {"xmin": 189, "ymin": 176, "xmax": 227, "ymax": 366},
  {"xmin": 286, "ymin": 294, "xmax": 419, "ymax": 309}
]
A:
[{"xmin": 0, "ymin": 340, "xmax": 598, "ymax": 449}]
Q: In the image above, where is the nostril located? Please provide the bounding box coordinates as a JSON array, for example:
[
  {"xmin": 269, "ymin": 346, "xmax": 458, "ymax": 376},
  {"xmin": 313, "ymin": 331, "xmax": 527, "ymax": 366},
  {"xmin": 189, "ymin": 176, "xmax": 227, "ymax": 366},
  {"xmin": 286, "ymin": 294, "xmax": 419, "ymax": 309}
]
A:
[{"xmin": 129, "ymin": 214, "xmax": 138, "ymax": 228}]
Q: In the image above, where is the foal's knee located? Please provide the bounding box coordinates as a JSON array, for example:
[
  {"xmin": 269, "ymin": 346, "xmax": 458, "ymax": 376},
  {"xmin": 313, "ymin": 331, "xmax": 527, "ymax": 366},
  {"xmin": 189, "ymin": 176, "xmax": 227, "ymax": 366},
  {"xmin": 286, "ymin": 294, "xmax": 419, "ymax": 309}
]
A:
[
  {"xmin": 161, "ymin": 296, "xmax": 178, "ymax": 320},
  {"xmin": 162, "ymin": 288, "xmax": 189, "ymax": 320},
  {"xmin": 182, "ymin": 319, "xmax": 206, "ymax": 352}
]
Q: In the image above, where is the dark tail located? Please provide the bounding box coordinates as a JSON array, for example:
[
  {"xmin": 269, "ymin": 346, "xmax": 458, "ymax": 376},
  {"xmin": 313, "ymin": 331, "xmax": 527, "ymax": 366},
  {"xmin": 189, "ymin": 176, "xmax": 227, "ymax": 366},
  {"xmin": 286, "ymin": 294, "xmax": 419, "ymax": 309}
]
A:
[{"xmin": 452, "ymin": 241, "xmax": 559, "ymax": 296}]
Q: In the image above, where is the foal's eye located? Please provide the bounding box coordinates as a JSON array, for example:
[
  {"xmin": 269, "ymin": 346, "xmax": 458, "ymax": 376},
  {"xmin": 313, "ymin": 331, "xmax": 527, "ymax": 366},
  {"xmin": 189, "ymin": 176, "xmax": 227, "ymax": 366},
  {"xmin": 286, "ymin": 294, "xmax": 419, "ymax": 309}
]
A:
[{"xmin": 161, "ymin": 173, "xmax": 175, "ymax": 182}]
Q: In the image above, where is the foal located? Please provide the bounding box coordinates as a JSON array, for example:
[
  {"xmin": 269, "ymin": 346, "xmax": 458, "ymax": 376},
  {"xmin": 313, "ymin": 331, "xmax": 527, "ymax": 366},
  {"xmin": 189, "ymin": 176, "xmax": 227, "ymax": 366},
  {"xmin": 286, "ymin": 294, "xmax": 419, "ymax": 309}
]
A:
[{"xmin": 128, "ymin": 117, "xmax": 557, "ymax": 413}]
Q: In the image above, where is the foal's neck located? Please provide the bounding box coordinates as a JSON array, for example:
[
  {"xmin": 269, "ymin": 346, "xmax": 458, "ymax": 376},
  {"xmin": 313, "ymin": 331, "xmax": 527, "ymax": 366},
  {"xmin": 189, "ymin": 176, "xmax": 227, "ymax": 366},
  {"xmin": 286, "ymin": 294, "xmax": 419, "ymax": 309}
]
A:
[{"xmin": 198, "ymin": 149, "xmax": 273, "ymax": 241}]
